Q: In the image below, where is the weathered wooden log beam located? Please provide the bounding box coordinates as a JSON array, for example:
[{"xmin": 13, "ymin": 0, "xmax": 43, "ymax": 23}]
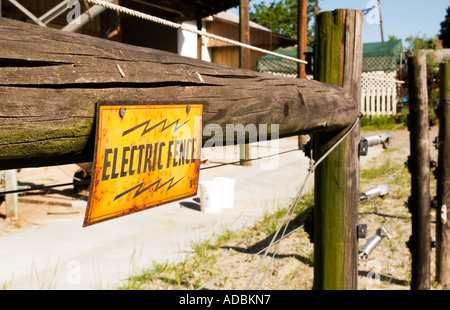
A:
[{"xmin": 0, "ymin": 17, "xmax": 358, "ymax": 170}]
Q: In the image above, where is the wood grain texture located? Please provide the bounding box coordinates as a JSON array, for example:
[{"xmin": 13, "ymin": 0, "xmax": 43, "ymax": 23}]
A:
[
  {"xmin": 408, "ymin": 54, "xmax": 431, "ymax": 290},
  {"xmin": 0, "ymin": 17, "xmax": 358, "ymax": 170},
  {"xmin": 436, "ymin": 61, "xmax": 450, "ymax": 287},
  {"xmin": 312, "ymin": 9, "xmax": 362, "ymax": 290}
]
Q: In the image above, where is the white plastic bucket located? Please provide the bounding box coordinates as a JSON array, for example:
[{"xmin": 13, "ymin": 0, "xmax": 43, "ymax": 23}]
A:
[
  {"xmin": 213, "ymin": 177, "xmax": 235, "ymax": 209},
  {"xmin": 198, "ymin": 180, "xmax": 223, "ymax": 213}
]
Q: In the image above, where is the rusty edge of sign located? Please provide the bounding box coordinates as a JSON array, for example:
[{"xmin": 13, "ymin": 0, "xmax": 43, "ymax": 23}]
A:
[{"xmin": 82, "ymin": 100, "xmax": 204, "ymax": 227}]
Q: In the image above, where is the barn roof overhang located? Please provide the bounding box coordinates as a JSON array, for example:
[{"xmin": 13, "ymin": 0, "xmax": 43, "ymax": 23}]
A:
[{"xmin": 128, "ymin": 0, "xmax": 241, "ymax": 22}]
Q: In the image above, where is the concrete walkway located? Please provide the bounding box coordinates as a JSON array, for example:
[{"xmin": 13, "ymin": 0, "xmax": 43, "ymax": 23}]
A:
[{"xmin": 0, "ymin": 136, "xmax": 381, "ymax": 290}]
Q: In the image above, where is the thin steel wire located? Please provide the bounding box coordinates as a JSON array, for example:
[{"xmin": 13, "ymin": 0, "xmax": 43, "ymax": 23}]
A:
[
  {"xmin": 198, "ymin": 115, "xmax": 362, "ymax": 290},
  {"xmin": 246, "ymin": 114, "xmax": 362, "ymax": 290},
  {"xmin": 0, "ymin": 148, "xmax": 300, "ymax": 196},
  {"xmin": 0, "ymin": 180, "xmax": 90, "ymax": 196},
  {"xmin": 199, "ymin": 148, "xmax": 299, "ymax": 170},
  {"xmin": 197, "ymin": 223, "xmax": 305, "ymax": 290}
]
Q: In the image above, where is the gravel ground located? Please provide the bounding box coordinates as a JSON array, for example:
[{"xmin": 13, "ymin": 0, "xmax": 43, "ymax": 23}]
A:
[
  {"xmin": 207, "ymin": 126, "xmax": 442, "ymax": 290},
  {"xmin": 1, "ymin": 126, "xmax": 444, "ymax": 290}
]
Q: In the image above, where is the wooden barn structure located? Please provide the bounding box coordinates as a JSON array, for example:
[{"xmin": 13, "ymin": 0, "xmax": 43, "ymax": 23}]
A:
[{"xmin": 0, "ymin": 0, "xmax": 295, "ymax": 70}]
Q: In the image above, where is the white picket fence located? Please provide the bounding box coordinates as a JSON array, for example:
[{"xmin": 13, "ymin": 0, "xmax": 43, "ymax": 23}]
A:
[
  {"xmin": 263, "ymin": 70, "xmax": 401, "ymax": 117},
  {"xmin": 361, "ymin": 71, "xmax": 399, "ymax": 117}
]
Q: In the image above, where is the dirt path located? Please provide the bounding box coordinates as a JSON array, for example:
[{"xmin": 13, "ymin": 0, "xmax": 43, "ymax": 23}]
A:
[{"xmin": 0, "ymin": 164, "xmax": 88, "ymax": 236}]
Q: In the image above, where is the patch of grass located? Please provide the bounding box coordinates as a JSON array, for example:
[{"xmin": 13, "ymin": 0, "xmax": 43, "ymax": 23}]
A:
[
  {"xmin": 120, "ymin": 261, "xmax": 170, "ymax": 290},
  {"xmin": 118, "ymin": 191, "xmax": 314, "ymax": 290},
  {"xmin": 361, "ymin": 107, "xmax": 409, "ymax": 131},
  {"xmin": 357, "ymin": 140, "xmax": 416, "ymax": 289},
  {"xmin": 1, "ymin": 280, "xmax": 12, "ymax": 290},
  {"xmin": 213, "ymin": 229, "xmax": 237, "ymax": 249},
  {"xmin": 30, "ymin": 258, "xmax": 60, "ymax": 290},
  {"xmin": 361, "ymin": 115, "xmax": 398, "ymax": 130},
  {"xmin": 359, "ymin": 147, "xmax": 411, "ymax": 205},
  {"xmin": 360, "ymin": 149, "xmax": 409, "ymax": 193}
]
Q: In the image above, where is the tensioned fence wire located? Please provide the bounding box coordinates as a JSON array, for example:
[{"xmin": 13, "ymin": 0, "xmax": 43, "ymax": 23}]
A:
[
  {"xmin": 0, "ymin": 148, "xmax": 300, "ymax": 196},
  {"xmin": 198, "ymin": 115, "xmax": 362, "ymax": 290}
]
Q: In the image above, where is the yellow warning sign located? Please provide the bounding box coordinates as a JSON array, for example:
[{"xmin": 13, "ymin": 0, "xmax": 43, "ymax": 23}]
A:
[{"xmin": 83, "ymin": 101, "xmax": 203, "ymax": 227}]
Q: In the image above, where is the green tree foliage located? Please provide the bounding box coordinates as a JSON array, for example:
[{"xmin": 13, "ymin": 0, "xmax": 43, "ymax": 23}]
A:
[
  {"xmin": 405, "ymin": 34, "xmax": 439, "ymax": 54},
  {"xmin": 388, "ymin": 35, "xmax": 399, "ymax": 42},
  {"xmin": 249, "ymin": 0, "xmax": 316, "ymax": 41},
  {"xmin": 439, "ymin": 5, "xmax": 450, "ymax": 48},
  {"xmin": 404, "ymin": 34, "xmax": 441, "ymax": 106}
]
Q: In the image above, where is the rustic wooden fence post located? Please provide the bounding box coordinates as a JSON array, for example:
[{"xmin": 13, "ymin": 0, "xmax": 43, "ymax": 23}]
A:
[
  {"xmin": 239, "ymin": 0, "xmax": 251, "ymax": 166},
  {"xmin": 407, "ymin": 54, "xmax": 431, "ymax": 290},
  {"xmin": 297, "ymin": 0, "xmax": 308, "ymax": 80},
  {"xmin": 297, "ymin": 0, "xmax": 308, "ymax": 150},
  {"xmin": 312, "ymin": 9, "xmax": 363, "ymax": 290},
  {"xmin": 436, "ymin": 61, "xmax": 450, "ymax": 288}
]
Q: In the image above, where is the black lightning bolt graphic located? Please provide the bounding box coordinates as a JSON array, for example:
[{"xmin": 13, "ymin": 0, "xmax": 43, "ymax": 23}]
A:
[
  {"xmin": 113, "ymin": 176, "xmax": 185, "ymax": 201},
  {"xmin": 122, "ymin": 118, "xmax": 189, "ymax": 137}
]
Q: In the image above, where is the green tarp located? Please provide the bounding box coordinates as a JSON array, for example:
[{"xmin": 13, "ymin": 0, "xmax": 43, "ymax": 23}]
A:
[
  {"xmin": 257, "ymin": 39, "xmax": 404, "ymax": 74},
  {"xmin": 257, "ymin": 46, "xmax": 311, "ymax": 75},
  {"xmin": 362, "ymin": 39, "xmax": 403, "ymax": 72}
]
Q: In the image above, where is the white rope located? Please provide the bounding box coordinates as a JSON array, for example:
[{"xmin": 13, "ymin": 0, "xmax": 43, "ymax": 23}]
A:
[{"xmin": 83, "ymin": 0, "xmax": 307, "ymax": 64}]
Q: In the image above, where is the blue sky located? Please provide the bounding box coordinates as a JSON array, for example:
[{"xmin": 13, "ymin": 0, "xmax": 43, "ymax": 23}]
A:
[{"xmin": 229, "ymin": 0, "xmax": 450, "ymax": 45}]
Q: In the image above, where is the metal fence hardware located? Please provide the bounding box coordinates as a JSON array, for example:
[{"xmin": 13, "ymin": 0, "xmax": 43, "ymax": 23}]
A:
[
  {"xmin": 359, "ymin": 226, "xmax": 391, "ymax": 260},
  {"xmin": 359, "ymin": 184, "xmax": 390, "ymax": 203}
]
